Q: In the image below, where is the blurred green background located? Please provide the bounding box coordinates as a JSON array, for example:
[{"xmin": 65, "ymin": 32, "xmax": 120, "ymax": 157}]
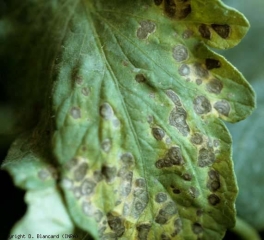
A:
[{"xmin": 0, "ymin": 0, "xmax": 264, "ymax": 239}]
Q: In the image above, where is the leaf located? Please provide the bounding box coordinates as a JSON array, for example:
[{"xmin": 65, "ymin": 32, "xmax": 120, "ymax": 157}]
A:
[
  {"xmin": 227, "ymin": 79, "xmax": 264, "ymax": 231},
  {"xmin": 1, "ymin": 0, "xmax": 255, "ymax": 240},
  {"xmin": 1, "ymin": 134, "xmax": 76, "ymax": 237}
]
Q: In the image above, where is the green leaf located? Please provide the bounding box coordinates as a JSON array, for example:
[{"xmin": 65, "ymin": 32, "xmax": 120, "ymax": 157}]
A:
[
  {"xmin": 1, "ymin": 134, "xmax": 75, "ymax": 237},
  {"xmin": 1, "ymin": 0, "xmax": 255, "ymax": 239},
  {"xmin": 227, "ymin": 79, "xmax": 264, "ymax": 231}
]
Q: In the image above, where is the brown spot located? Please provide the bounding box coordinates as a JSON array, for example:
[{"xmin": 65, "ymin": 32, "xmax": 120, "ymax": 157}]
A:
[
  {"xmin": 102, "ymin": 166, "xmax": 117, "ymax": 183},
  {"xmin": 93, "ymin": 170, "xmax": 103, "ymax": 182},
  {"xmin": 161, "ymin": 233, "xmax": 171, "ymax": 240},
  {"xmin": 135, "ymin": 178, "xmax": 146, "ymax": 188},
  {"xmin": 152, "ymin": 127, "xmax": 165, "ymax": 140},
  {"xmin": 208, "ymin": 180, "xmax": 220, "ymax": 192},
  {"xmin": 198, "ymin": 148, "xmax": 215, "ymax": 167},
  {"xmin": 211, "ymin": 24, "xmax": 231, "ymax": 39},
  {"xmin": 205, "ymin": 58, "xmax": 221, "ymax": 70},
  {"xmin": 173, "ymin": 188, "xmax": 181, "ymax": 194},
  {"xmin": 137, "ymin": 223, "xmax": 151, "ymax": 240},
  {"xmin": 214, "ymin": 100, "xmax": 231, "ymax": 116},
  {"xmin": 155, "ymin": 192, "xmax": 168, "ymax": 203},
  {"xmin": 100, "ymin": 103, "xmax": 113, "ymax": 120},
  {"xmin": 155, "ymin": 202, "xmax": 177, "ymax": 224},
  {"xmin": 191, "ymin": 133, "xmax": 203, "ymax": 145},
  {"xmin": 199, "ymin": 24, "xmax": 211, "ymax": 39},
  {"xmin": 208, "ymin": 170, "xmax": 220, "ymax": 191},
  {"xmin": 178, "ymin": 4, "xmax": 191, "ymax": 19},
  {"xmin": 182, "ymin": 173, "xmax": 192, "ymax": 181},
  {"xmin": 80, "ymin": 179, "xmax": 96, "ymax": 196},
  {"xmin": 135, "ymin": 74, "xmax": 147, "ymax": 83},
  {"xmin": 172, "ymin": 219, "xmax": 182, "ymax": 236},
  {"xmin": 173, "ymin": 44, "xmax": 189, "ymax": 62},
  {"xmin": 101, "ymin": 139, "xmax": 111, "ymax": 152},
  {"xmin": 107, "ymin": 213, "xmax": 125, "ymax": 237},
  {"xmin": 206, "ymin": 78, "xmax": 223, "ymax": 94},
  {"xmin": 189, "ymin": 187, "xmax": 200, "ymax": 198},
  {"xmin": 70, "ymin": 107, "xmax": 81, "ymax": 119},
  {"xmin": 164, "ymin": 0, "xmax": 176, "ymax": 17},
  {"xmin": 154, "ymin": 0, "xmax": 163, "ymax": 5},
  {"xmin": 167, "ymin": 147, "xmax": 184, "ymax": 165},
  {"xmin": 74, "ymin": 162, "xmax": 88, "ymax": 182},
  {"xmin": 81, "ymin": 87, "xmax": 89, "ymax": 96},
  {"xmin": 193, "ymin": 63, "xmax": 209, "ymax": 78},
  {"xmin": 137, "ymin": 20, "xmax": 156, "ymax": 39},
  {"xmin": 193, "ymin": 96, "xmax": 212, "ymax": 115},
  {"xmin": 208, "ymin": 194, "xmax": 221, "ymax": 205},
  {"xmin": 166, "ymin": 90, "xmax": 182, "ymax": 106},
  {"xmin": 178, "ymin": 64, "xmax": 190, "ymax": 76},
  {"xmin": 120, "ymin": 153, "xmax": 134, "ymax": 168},
  {"xmin": 120, "ymin": 171, "xmax": 133, "ymax": 196},
  {"xmin": 192, "ymin": 223, "xmax": 203, "ymax": 234},
  {"xmin": 169, "ymin": 107, "xmax": 190, "ymax": 136}
]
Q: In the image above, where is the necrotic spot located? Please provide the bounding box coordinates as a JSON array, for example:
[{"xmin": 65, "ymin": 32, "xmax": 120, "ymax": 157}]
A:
[
  {"xmin": 178, "ymin": 64, "xmax": 190, "ymax": 76},
  {"xmin": 208, "ymin": 194, "xmax": 221, "ymax": 205},
  {"xmin": 167, "ymin": 147, "xmax": 184, "ymax": 165},
  {"xmin": 208, "ymin": 169, "xmax": 219, "ymax": 180},
  {"xmin": 155, "ymin": 192, "xmax": 168, "ymax": 203},
  {"xmin": 81, "ymin": 179, "xmax": 96, "ymax": 195},
  {"xmin": 70, "ymin": 107, "xmax": 81, "ymax": 119},
  {"xmin": 206, "ymin": 78, "xmax": 223, "ymax": 94},
  {"xmin": 93, "ymin": 170, "xmax": 103, "ymax": 182},
  {"xmin": 102, "ymin": 166, "xmax": 117, "ymax": 183},
  {"xmin": 137, "ymin": 224, "xmax": 151, "ymax": 240},
  {"xmin": 161, "ymin": 233, "xmax": 171, "ymax": 240},
  {"xmin": 135, "ymin": 74, "xmax": 147, "ymax": 83},
  {"xmin": 73, "ymin": 187, "xmax": 82, "ymax": 199},
  {"xmin": 166, "ymin": 90, "xmax": 182, "ymax": 106},
  {"xmin": 189, "ymin": 187, "xmax": 200, "ymax": 198},
  {"xmin": 100, "ymin": 103, "xmax": 113, "ymax": 120},
  {"xmin": 192, "ymin": 223, "xmax": 203, "ymax": 234},
  {"xmin": 214, "ymin": 100, "xmax": 231, "ymax": 116},
  {"xmin": 81, "ymin": 87, "xmax": 89, "ymax": 96},
  {"xmin": 38, "ymin": 169, "xmax": 50, "ymax": 180},
  {"xmin": 205, "ymin": 58, "xmax": 221, "ymax": 70},
  {"xmin": 164, "ymin": 0, "xmax": 176, "ymax": 17},
  {"xmin": 65, "ymin": 158, "xmax": 78, "ymax": 170},
  {"xmin": 193, "ymin": 63, "xmax": 209, "ymax": 78},
  {"xmin": 182, "ymin": 173, "xmax": 192, "ymax": 181},
  {"xmin": 101, "ymin": 139, "xmax": 111, "ymax": 152},
  {"xmin": 209, "ymin": 180, "xmax": 220, "ymax": 192},
  {"xmin": 173, "ymin": 44, "xmax": 189, "ymax": 62},
  {"xmin": 198, "ymin": 148, "xmax": 215, "ymax": 167},
  {"xmin": 199, "ymin": 24, "xmax": 211, "ymax": 39},
  {"xmin": 211, "ymin": 24, "xmax": 231, "ymax": 39},
  {"xmin": 137, "ymin": 21, "xmax": 156, "ymax": 40},
  {"xmin": 173, "ymin": 189, "xmax": 181, "ymax": 194},
  {"xmin": 193, "ymin": 96, "xmax": 212, "ymax": 115},
  {"xmin": 178, "ymin": 4, "xmax": 192, "ymax": 19},
  {"xmin": 172, "ymin": 219, "xmax": 182, "ymax": 236},
  {"xmin": 120, "ymin": 171, "xmax": 133, "ymax": 196},
  {"xmin": 107, "ymin": 213, "xmax": 125, "ymax": 237},
  {"xmin": 191, "ymin": 133, "xmax": 203, "ymax": 145},
  {"xmin": 121, "ymin": 153, "xmax": 134, "ymax": 168},
  {"xmin": 82, "ymin": 201, "xmax": 94, "ymax": 216},
  {"xmin": 135, "ymin": 178, "xmax": 146, "ymax": 188},
  {"xmin": 74, "ymin": 162, "xmax": 88, "ymax": 182},
  {"xmin": 152, "ymin": 127, "xmax": 165, "ymax": 140},
  {"xmin": 169, "ymin": 107, "xmax": 190, "ymax": 136}
]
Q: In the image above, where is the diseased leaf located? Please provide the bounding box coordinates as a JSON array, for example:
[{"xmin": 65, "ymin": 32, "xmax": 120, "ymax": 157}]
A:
[
  {"xmin": 1, "ymin": 0, "xmax": 255, "ymax": 239},
  {"xmin": 227, "ymin": 79, "xmax": 264, "ymax": 231}
]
